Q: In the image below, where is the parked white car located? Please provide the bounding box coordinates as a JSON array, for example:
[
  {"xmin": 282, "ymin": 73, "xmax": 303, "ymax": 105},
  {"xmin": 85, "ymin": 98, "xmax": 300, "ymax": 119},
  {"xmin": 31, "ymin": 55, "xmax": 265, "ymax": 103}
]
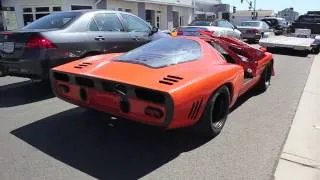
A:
[{"xmin": 177, "ymin": 19, "xmax": 242, "ymax": 39}]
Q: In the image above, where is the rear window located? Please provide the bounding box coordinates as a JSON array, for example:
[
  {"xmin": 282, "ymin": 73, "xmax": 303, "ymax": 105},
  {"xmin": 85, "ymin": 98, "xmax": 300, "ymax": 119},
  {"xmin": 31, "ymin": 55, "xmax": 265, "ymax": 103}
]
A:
[
  {"xmin": 23, "ymin": 12, "xmax": 80, "ymax": 29},
  {"xmin": 262, "ymin": 19, "xmax": 278, "ymax": 26},
  {"xmin": 240, "ymin": 21, "xmax": 261, "ymax": 27},
  {"xmin": 190, "ymin": 20, "xmax": 214, "ymax": 26},
  {"xmin": 116, "ymin": 38, "xmax": 201, "ymax": 68}
]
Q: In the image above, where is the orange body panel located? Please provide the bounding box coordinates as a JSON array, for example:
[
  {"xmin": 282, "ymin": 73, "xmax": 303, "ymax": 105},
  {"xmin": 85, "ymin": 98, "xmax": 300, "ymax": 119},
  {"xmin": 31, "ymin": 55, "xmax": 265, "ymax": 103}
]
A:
[{"xmin": 51, "ymin": 36, "xmax": 273, "ymax": 129}]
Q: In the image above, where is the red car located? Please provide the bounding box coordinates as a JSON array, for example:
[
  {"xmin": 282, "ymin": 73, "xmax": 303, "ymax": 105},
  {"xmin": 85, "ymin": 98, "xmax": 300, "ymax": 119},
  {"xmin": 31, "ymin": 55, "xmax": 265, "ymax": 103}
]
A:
[{"xmin": 51, "ymin": 33, "xmax": 274, "ymax": 137}]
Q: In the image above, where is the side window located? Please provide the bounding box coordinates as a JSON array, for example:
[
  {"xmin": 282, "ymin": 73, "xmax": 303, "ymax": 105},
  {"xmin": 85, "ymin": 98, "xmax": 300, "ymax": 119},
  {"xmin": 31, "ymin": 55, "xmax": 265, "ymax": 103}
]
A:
[
  {"xmin": 88, "ymin": 20, "xmax": 99, "ymax": 31},
  {"xmin": 90, "ymin": 13, "xmax": 123, "ymax": 32},
  {"xmin": 216, "ymin": 20, "xmax": 226, "ymax": 27},
  {"xmin": 224, "ymin": 21, "xmax": 234, "ymax": 29},
  {"xmin": 263, "ymin": 22, "xmax": 269, "ymax": 29},
  {"xmin": 121, "ymin": 14, "xmax": 150, "ymax": 32}
]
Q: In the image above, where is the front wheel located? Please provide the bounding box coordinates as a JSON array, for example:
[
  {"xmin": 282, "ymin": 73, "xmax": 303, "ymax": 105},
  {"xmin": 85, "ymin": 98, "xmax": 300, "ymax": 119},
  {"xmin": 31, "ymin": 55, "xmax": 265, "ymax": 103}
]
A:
[{"xmin": 195, "ymin": 86, "xmax": 230, "ymax": 138}]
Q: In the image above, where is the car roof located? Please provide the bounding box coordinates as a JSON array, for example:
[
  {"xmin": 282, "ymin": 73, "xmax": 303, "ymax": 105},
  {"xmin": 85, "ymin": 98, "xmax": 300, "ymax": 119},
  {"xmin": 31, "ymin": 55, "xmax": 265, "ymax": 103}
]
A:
[
  {"xmin": 262, "ymin": 17, "xmax": 285, "ymax": 20},
  {"xmin": 54, "ymin": 9, "xmax": 133, "ymax": 15},
  {"xmin": 241, "ymin": 20, "xmax": 262, "ymax": 23}
]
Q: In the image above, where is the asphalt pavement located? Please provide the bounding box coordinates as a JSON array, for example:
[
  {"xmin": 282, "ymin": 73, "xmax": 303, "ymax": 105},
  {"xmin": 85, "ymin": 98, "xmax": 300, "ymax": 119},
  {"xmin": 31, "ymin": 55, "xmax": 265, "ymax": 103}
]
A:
[{"xmin": 0, "ymin": 51, "xmax": 315, "ymax": 180}]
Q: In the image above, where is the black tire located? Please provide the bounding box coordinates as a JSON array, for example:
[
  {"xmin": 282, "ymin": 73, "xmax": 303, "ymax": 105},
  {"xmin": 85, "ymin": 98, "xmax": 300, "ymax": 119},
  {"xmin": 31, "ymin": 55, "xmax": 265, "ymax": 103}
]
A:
[
  {"xmin": 195, "ymin": 86, "xmax": 230, "ymax": 138},
  {"xmin": 312, "ymin": 47, "xmax": 320, "ymax": 54},
  {"xmin": 256, "ymin": 63, "xmax": 272, "ymax": 92}
]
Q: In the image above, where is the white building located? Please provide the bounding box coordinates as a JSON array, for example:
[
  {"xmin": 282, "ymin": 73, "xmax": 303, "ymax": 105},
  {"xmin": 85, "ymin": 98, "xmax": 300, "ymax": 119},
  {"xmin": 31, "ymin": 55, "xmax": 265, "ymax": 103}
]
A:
[
  {"xmin": 278, "ymin": 8, "xmax": 299, "ymax": 23},
  {"xmin": 0, "ymin": 0, "xmax": 221, "ymax": 31},
  {"xmin": 231, "ymin": 9, "xmax": 274, "ymax": 26}
]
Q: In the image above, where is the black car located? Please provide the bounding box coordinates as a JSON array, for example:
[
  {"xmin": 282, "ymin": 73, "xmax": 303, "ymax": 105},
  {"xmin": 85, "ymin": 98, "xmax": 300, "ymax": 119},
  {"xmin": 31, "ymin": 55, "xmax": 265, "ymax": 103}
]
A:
[
  {"xmin": 261, "ymin": 17, "xmax": 289, "ymax": 35},
  {"xmin": 291, "ymin": 14, "xmax": 320, "ymax": 35},
  {"xmin": 0, "ymin": 10, "xmax": 165, "ymax": 80}
]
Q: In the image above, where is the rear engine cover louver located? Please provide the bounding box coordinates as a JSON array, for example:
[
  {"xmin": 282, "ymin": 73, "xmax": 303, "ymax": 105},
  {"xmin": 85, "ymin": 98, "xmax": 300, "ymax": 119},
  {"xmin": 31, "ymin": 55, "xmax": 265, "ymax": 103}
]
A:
[
  {"xmin": 159, "ymin": 75, "xmax": 183, "ymax": 85},
  {"xmin": 74, "ymin": 62, "xmax": 93, "ymax": 69}
]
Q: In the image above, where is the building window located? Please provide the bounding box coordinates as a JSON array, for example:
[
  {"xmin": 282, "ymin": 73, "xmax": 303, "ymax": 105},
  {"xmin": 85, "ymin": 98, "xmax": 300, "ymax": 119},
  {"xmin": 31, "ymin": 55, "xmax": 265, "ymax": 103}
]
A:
[
  {"xmin": 35, "ymin": 7, "xmax": 50, "ymax": 20},
  {"xmin": 22, "ymin": 6, "xmax": 62, "ymax": 26},
  {"xmin": 53, "ymin": 7, "xmax": 61, "ymax": 11},
  {"xmin": 179, "ymin": 16, "xmax": 184, "ymax": 26},
  {"xmin": 125, "ymin": 9, "xmax": 131, "ymax": 13},
  {"xmin": 71, "ymin": 5, "xmax": 92, "ymax": 10},
  {"xmin": 118, "ymin": 8, "xmax": 123, "ymax": 11}
]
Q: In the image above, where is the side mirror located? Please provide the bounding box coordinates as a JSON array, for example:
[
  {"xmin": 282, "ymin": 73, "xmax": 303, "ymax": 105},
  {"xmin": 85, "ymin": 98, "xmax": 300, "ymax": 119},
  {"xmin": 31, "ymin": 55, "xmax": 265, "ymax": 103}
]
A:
[{"xmin": 150, "ymin": 27, "xmax": 158, "ymax": 35}]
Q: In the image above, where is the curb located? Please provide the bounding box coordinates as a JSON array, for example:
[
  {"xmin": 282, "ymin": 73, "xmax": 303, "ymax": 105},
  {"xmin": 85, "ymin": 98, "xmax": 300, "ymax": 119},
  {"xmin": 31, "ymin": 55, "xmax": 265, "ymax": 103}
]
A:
[{"xmin": 273, "ymin": 54, "xmax": 320, "ymax": 180}]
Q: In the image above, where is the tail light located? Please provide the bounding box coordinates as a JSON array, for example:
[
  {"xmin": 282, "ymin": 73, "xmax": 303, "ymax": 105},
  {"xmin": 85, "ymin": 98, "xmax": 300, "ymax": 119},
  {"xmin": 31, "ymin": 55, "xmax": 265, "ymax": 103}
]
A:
[
  {"xmin": 177, "ymin": 29, "xmax": 183, "ymax": 35},
  {"xmin": 26, "ymin": 35, "xmax": 57, "ymax": 49},
  {"xmin": 1, "ymin": 32, "xmax": 12, "ymax": 35},
  {"xmin": 246, "ymin": 29, "xmax": 259, "ymax": 33}
]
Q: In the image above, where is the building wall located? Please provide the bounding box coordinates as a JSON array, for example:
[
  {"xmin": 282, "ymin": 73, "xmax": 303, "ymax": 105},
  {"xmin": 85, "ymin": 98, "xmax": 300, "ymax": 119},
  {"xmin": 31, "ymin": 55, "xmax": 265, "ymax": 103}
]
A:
[
  {"xmin": 232, "ymin": 10, "xmax": 274, "ymax": 26},
  {"xmin": 107, "ymin": 0, "xmax": 138, "ymax": 15},
  {"xmin": 278, "ymin": 8, "xmax": 299, "ymax": 23},
  {"xmin": 1, "ymin": 0, "xmax": 220, "ymax": 30}
]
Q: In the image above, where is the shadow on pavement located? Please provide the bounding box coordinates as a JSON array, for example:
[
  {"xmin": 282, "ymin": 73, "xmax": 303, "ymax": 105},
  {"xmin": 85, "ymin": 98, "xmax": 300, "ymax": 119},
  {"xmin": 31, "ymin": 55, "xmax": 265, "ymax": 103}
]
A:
[
  {"xmin": 11, "ymin": 108, "xmax": 211, "ymax": 180},
  {"xmin": 266, "ymin": 47, "xmax": 310, "ymax": 57},
  {"xmin": 0, "ymin": 80, "xmax": 54, "ymax": 107},
  {"xmin": 230, "ymin": 88, "xmax": 263, "ymax": 112}
]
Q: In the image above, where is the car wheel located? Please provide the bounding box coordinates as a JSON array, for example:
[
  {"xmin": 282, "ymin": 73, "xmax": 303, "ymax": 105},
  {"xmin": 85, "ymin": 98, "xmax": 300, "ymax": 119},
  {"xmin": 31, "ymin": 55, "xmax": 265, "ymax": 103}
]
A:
[
  {"xmin": 312, "ymin": 46, "xmax": 320, "ymax": 54},
  {"xmin": 195, "ymin": 86, "xmax": 230, "ymax": 138},
  {"xmin": 256, "ymin": 63, "xmax": 272, "ymax": 92}
]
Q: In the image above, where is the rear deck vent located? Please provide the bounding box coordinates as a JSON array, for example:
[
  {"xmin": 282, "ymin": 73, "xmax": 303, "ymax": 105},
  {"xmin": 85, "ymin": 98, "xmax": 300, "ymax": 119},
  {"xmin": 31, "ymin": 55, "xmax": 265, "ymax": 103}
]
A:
[
  {"xmin": 74, "ymin": 62, "xmax": 93, "ymax": 69},
  {"xmin": 188, "ymin": 98, "xmax": 204, "ymax": 120},
  {"xmin": 159, "ymin": 75, "xmax": 184, "ymax": 85},
  {"xmin": 53, "ymin": 72, "xmax": 69, "ymax": 82},
  {"xmin": 135, "ymin": 88, "xmax": 165, "ymax": 104},
  {"xmin": 75, "ymin": 77, "xmax": 94, "ymax": 88}
]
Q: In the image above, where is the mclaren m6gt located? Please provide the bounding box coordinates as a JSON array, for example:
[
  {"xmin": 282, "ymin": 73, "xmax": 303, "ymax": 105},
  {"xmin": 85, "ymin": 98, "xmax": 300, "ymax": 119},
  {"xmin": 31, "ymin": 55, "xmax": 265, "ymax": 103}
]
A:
[{"xmin": 50, "ymin": 34, "xmax": 274, "ymax": 137}]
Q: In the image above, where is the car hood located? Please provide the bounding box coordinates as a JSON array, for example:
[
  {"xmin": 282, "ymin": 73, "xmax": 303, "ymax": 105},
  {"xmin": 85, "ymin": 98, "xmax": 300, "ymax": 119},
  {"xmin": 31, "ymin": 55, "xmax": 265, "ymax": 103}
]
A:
[{"xmin": 52, "ymin": 53, "xmax": 223, "ymax": 93}]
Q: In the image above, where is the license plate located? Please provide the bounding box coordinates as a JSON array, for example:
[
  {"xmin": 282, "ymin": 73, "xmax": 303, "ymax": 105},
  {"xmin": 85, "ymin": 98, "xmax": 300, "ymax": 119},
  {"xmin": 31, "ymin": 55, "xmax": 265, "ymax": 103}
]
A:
[{"xmin": 0, "ymin": 42, "xmax": 15, "ymax": 53}]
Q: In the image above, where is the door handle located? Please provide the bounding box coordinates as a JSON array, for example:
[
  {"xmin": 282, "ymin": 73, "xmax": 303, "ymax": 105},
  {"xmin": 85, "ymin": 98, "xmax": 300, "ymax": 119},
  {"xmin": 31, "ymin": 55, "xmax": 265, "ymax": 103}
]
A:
[{"xmin": 94, "ymin": 36, "xmax": 105, "ymax": 41}]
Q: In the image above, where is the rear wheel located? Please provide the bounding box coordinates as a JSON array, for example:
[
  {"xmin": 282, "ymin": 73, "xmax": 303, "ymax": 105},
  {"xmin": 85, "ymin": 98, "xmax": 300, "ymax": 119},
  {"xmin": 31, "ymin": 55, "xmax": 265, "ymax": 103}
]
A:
[
  {"xmin": 195, "ymin": 86, "xmax": 230, "ymax": 138},
  {"xmin": 256, "ymin": 63, "xmax": 272, "ymax": 92}
]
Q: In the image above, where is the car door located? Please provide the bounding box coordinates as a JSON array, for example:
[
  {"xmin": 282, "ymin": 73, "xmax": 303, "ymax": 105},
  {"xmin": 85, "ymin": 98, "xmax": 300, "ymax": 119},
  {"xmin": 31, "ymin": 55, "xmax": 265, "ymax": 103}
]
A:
[
  {"xmin": 225, "ymin": 21, "xmax": 241, "ymax": 38},
  {"xmin": 87, "ymin": 13, "xmax": 133, "ymax": 53},
  {"xmin": 119, "ymin": 13, "xmax": 152, "ymax": 49},
  {"xmin": 215, "ymin": 20, "xmax": 230, "ymax": 37}
]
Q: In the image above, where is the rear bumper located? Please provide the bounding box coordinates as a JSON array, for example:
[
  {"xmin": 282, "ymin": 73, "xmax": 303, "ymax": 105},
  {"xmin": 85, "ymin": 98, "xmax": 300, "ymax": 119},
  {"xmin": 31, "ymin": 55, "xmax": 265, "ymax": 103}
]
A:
[
  {"xmin": 242, "ymin": 33, "xmax": 262, "ymax": 40},
  {"xmin": 50, "ymin": 71, "xmax": 174, "ymax": 128},
  {"xmin": 0, "ymin": 59, "xmax": 47, "ymax": 79}
]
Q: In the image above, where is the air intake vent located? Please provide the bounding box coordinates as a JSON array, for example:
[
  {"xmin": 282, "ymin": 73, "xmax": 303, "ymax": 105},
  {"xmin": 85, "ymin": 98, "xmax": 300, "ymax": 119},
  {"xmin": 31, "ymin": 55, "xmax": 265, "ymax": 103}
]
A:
[
  {"xmin": 74, "ymin": 62, "xmax": 92, "ymax": 69},
  {"xmin": 159, "ymin": 75, "xmax": 183, "ymax": 85},
  {"xmin": 75, "ymin": 77, "xmax": 94, "ymax": 88},
  {"xmin": 188, "ymin": 98, "xmax": 203, "ymax": 120},
  {"xmin": 53, "ymin": 72, "xmax": 69, "ymax": 82}
]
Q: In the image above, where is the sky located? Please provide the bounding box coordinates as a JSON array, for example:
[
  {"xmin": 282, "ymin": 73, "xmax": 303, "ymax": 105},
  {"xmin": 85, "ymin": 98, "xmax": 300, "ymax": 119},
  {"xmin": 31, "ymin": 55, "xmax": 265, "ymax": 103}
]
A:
[{"xmin": 222, "ymin": 0, "xmax": 319, "ymax": 14}]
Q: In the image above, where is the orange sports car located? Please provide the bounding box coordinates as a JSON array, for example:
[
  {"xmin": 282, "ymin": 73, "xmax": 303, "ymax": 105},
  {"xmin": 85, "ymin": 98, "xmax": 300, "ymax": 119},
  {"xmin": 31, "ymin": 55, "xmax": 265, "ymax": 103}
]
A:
[{"xmin": 50, "ymin": 33, "xmax": 274, "ymax": 137}]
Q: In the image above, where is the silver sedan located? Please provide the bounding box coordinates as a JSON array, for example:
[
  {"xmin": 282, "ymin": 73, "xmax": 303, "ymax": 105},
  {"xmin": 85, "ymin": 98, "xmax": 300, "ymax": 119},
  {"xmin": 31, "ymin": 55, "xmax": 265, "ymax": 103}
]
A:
[{"xmin": 237, "ymin": 21, "xmax": 273, "ymax": 42}]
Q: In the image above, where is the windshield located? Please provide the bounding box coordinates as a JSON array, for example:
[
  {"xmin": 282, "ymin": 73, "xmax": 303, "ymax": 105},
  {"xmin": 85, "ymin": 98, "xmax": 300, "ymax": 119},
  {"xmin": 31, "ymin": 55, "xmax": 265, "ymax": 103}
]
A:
[
  {"xmin": 297, "ymin": 16, "xmax": 320, "ymax": 23},
  {"xmin": 23, "ymin": 12, "xmax": 80, "ymax": 29},
  {"xmin": 190, "ymin": 20, "xmax": 213, "ymax": 26},
  {"xmin": 240, "ymin": 21, "xmax": 261, "ymax": 27},
  {"xmin": 116, "ymin": 38, "xmax": 201, "ymax": 68}
]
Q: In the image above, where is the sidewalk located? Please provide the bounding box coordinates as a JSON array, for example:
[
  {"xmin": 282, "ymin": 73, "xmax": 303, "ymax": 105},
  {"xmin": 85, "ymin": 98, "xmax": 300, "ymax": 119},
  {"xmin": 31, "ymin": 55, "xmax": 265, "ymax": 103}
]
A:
[{"xmin": 274, "ymin": 54, "xmax": 320, "ymax": 180}]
